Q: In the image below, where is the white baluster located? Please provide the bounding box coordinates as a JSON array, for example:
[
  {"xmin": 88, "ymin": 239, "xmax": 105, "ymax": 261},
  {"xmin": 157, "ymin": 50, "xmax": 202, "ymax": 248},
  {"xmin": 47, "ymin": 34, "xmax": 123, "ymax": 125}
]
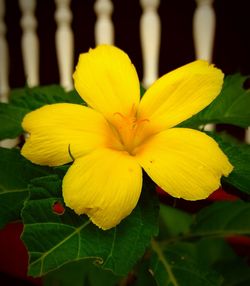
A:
[
  {"xmin": 193, "ymin": 0, "xmax": 215, "ymax": 131},
  {"xmin": 140, "ymin": 0, "xmax": 161, "ymax": 88},
  {"xmin": 55, "ymin": 0, "xmax": 73, "ymax": 91},
  {"xmin": 19, "ymin": 0, "xmax": 39, "ymax": 87},
  {"xmin": 0, "ymin": 0, "xmax": 19, "ymax": 148},
  {"xmin": 0, "ymin": 0, "xmax": 9, "ymax": 103},
  {"xmin": 193, "ymin": 0, "xmax": 215, "ymax": 61},
  {"xmin": 94, "ymin": 0, "xmax": 114, "ymax": 45}
]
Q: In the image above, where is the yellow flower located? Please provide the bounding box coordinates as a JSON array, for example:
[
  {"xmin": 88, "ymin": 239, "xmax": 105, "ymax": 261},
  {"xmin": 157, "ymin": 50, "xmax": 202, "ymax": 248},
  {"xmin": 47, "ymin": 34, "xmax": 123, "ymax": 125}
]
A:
[{"xmin": 21, "ymin": 45, "xmax": 233, "ymax": 230}]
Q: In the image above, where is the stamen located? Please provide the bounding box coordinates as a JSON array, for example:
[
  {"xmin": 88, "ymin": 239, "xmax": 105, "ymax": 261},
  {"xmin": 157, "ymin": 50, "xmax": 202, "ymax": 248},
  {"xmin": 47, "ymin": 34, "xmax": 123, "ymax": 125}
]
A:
[
  {"xmin": 113, "ymin": 112, "xmax": 126, "ymax": 119},
  {"xmin": 110, "ymin": 111, "xmax": 151, "ymax": 154},
  {"xmin": 137, "ymin": 118, "xmax": 150, "ymax": 125},
  {"xmin": 68, "ymin": 144, "xmax": 75, "ymax": 161}
]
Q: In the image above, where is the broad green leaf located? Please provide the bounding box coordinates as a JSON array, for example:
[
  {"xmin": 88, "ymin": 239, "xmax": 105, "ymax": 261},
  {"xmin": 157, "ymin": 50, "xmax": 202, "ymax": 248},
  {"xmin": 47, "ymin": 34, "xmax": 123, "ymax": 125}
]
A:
[
  {"xmin": 158, "ymin": 201, "xmax": 250, "ymax": 244},
  {"xmin": 10, "ymin": 85, "xmax": 84, "ymax": 110},
  {"xmin": 210, "ymin": 133, "xmax": 250, "ymax": 195},
  {"xmin": 21, "ymin": 175, "xmax": 159, "ymax": 277},
  {"xmin": 181, "ymin": 74, "xmax": 250, "ymax": 128},
  {"xmin": 159, "ymin": 204, "xmax": 192, "ymax": 239},
  {"xmin": 43, "ymin": 259, "xmax": 120, "ymax": 286},
  {"xmin": 151, "ymin": 238, "xmax": 250, "ymax": 286},
  {"xmin": 43, "ymin": 260, "xmax": 89, "ymax": 286},
  {"xmin": 195, "ymin": 238, "xmax": 237, "ymax": 267},
  {"xmin": 87, "ymin": 261, "xmax": 121, "ymax": 286},
  {"xmin": 191, "ymin": 201, "xmax": 250, "ymax": 237},
  {"xmin": 195, "ymin": 238, "xmax": 250, "ymax": 286},
  {"xmin": 215, "ymin": 258, "xmax": 250, "ymax": 286},
  {"xmin": 150, "ymin": 240, "xmax": 222, "ymax": 286},
  {"xmin": 132, "ymin": 258, "xmax": 157, "ymax": 286},
  {"xmin": 0, "ymin": 148, "xmax": 52, "ymax": 228},
  {"xmin": 0, "ymin": 103, "xmax": 28, "ymax": 139}
]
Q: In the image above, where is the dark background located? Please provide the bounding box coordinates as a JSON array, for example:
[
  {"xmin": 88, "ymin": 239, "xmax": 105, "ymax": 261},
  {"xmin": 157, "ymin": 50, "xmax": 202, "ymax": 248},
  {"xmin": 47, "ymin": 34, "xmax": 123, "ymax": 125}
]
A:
[{"xmin": 4, "ymin": 0, "xmax": 250, "ymax": 88}]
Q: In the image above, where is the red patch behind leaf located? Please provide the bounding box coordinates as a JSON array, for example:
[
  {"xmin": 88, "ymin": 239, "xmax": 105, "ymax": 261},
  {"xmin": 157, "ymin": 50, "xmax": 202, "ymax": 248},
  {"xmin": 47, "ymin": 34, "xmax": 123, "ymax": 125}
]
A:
[
  {"xmin": 52, "ymin": 201, "xmax": 65, "ymax": 215},
  {"xmin": 207, "ymin": 187, "xmax": 239, "ymax": 201}
]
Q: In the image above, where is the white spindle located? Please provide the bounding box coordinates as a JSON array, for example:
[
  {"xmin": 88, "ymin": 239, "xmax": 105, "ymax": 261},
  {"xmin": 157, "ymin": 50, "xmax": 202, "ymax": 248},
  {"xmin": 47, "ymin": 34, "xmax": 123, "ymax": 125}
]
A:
[
  {"xmin": 140, "ymin": 0, "xmax": 161, "ymax": 88},
  {"xmin": 19, "ymin": 0, "xmax": 39, "ymax": 87},
  {"xmin": 193, "ymin": 0, "xmax": 215, "ymax": 132},
  {"xmin": 193, "ymin": 0, "xmax": 215, "ymax": 61},
  {"xmin": 55, "ymin": 0, "xmax": 73, "ymax": 91},
  {"xmin": 0, "ymin": 0, "xmax": 9, "ymax": 103},
  {"xmin": 0, "ymin": 0, "xmax": 19, "ymax": 148},
  {"xmin": 94, "ymin": 0, "xmax": 114, "ymax": 45}
]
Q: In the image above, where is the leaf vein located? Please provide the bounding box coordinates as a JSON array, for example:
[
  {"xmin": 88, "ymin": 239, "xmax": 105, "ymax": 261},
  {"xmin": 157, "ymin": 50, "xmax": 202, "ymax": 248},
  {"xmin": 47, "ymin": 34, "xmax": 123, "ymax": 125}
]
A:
[
  {"xmin": 151, "ymin": 239, "xmax": 179, "ymax": 286},
  {"xmin": 29, "ymin": 220, "xmax": 91, "ymax": 270}
]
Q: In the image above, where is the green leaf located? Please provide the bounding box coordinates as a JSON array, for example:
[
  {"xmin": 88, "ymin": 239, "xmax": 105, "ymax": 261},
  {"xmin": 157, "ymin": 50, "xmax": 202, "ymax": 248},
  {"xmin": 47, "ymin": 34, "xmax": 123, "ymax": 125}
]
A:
[
  {"xmin": 195, "ymin": 238, "xmax": 237, "ymax": 267},
  {"xmin": 216, "ymin": 258, "xmax": 250, "ymax": 286},
  {"xmin": 86, "ymin": 261, "xmax": 121, "ymax": 286},
  {"xmin": 10, "ymin": 85, "xmax": 84, "ymax": 110},
  {"xmin": 21, "ymin": 175, "xmax": 159, "ymax": 277},
  {"xmin": 43, "ymin": 260, "xmax": 89, "ymax": 286},
  {"xmin": 181, "ymin": 74, "xmax": 250, "ymax": 128},
  {"xmin": 43, "ymin": 259, "xmax": 120, "ymax": 286},
  {"xmin": 0, "ymin": 103, "xmax": 28, "ymax": 139},
  {"xmin": 151, "ymin": 238, "xmax": 250, "ymax": 286},
  {"xmin": 195, "ymin": 238, "xmax": 250, "ymax": 286},
  {"xmin": 132, "ymin": 259, "xmax": 158, "ymax": 286},
  {"xmin": 157, "ymin": 201, "xmax": 250, "ymax": 245},
  {"xmin": 159, "ymin": 204, "xmax": 192, "ymax": 239},
  {"xmin": 191, "ymin": 201, "xmax": 250, "ymax": 237},
  {"xmin": 210, "ymin": 133, "xmax": 250, "ymax": 195},
  {"xmin": 0, "ymin": 148, "xmax": 52, "ymax": 229},
  {"xmin": 150, "ymin": 240, "xmax": 222, "ymax": 286}
]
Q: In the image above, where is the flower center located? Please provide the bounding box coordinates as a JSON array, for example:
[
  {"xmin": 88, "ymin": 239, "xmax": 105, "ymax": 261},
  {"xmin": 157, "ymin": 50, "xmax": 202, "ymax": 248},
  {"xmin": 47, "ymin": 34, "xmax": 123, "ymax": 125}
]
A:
[{"xmin": 109, "ymin": 112, "xmax": 151, "ymax": 155}]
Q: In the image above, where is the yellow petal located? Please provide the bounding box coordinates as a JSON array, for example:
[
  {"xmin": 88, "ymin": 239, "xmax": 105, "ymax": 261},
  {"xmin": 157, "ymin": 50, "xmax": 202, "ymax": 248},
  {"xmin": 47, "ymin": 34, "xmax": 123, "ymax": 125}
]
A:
[
  {"xmin": 73, "ymin": 45, "xmax": 140, "ymax": 122},
  {"xmin": 63, "ymin": 148, "xmax": 142, "ymax": 230},
  {"xmin": 135, "ymin": 128, "xmax": 233, "ymax": 200},
  {"xmin": 21, "ymin": 103, "xmax": 114, "ymax": 166},
  {"xmin": 138, "ymin": 60, "xmax": 224, "ymax": 132}
]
